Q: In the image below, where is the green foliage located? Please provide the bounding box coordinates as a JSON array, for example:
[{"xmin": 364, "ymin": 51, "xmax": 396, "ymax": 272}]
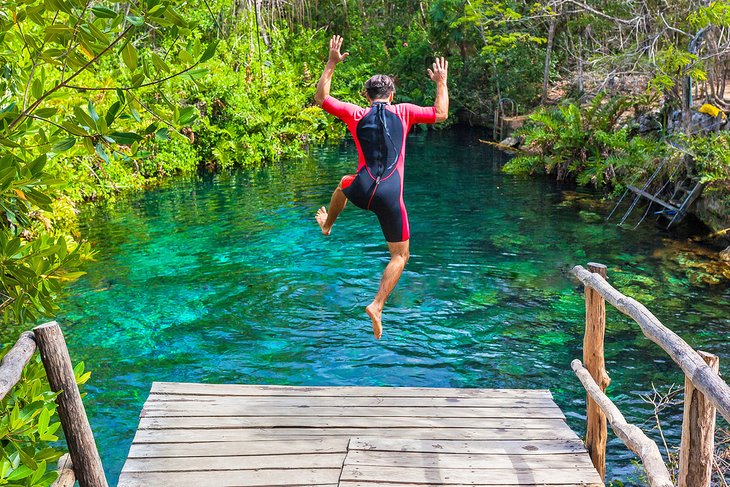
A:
[
  {"xmin": 504, "ymin": 94, "xmax": 664, "ymax": 187},
  {"xmin": 0, "ymin": 349, "xmax": 91, "ymax": 487},
  {"xmin": 0, "ymin": 0, "xmax": 219, "ymax": 327},
  {"xmin": 682, "ymin": 132, "xmax": 730, "ymax": 201}
]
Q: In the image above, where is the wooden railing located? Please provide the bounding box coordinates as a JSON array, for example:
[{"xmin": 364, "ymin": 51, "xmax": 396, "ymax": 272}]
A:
[
  {"xmin": 0, "ymin": 322, "xmax": 107, "ymax": 487},
  {"xmin": 571, "ymin": 263, "xmax": 728, "ymax": 487}
]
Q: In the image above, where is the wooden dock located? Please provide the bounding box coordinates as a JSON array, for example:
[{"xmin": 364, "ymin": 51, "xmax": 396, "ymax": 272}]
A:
[{"xmin": 117, "ymin": 383, "xmax": 603, "ymax": 487}]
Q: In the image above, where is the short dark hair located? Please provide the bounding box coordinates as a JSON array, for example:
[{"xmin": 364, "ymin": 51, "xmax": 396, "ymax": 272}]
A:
[{"xmin": 364, "ymin": 75, "xmax": 395, "ymax": 100}]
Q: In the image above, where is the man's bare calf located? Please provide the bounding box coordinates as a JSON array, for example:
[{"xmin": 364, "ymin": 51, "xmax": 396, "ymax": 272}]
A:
[{"xmin": 366, "ymin": 240, "xmax": 410, "ymax": 340}]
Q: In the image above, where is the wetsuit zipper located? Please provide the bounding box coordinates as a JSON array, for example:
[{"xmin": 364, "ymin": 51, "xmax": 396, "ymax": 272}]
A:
[{"xmin": 367, "ymin": 176, "xmax": 381, "ymax": 210}]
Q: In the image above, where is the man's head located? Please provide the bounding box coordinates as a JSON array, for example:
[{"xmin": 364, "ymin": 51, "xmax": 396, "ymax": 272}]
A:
[{"xmin": 364, "ymin": 75, "xmax": 395, "ymax": 102}]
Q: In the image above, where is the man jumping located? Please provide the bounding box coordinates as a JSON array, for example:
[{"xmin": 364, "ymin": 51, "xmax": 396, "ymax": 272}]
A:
[{"xmin": 314, "ymin": 35, "xmax": 449, "ymax": 340}]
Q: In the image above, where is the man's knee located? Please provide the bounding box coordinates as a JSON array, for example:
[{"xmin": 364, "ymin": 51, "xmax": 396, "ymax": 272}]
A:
[{"xmin": 390, "ymin": 245, "xmax": 409, "ymax": 264}]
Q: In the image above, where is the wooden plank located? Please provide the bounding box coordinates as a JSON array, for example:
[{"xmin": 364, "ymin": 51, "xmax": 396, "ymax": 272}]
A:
[
  {"xmin": 122, "ymin": 453, "xmax": 345, "ymax": 472},
  {"xmin": 340, "ymin": 465, "xmax": 603, "ymax": 485},
  {"xmin": 117, "ymin": 469, "xmax": 340, "ymax": 487},
  {"xmin": 150, "ymin": 382, "xmax": 553, "ymax": 399},
  {"xmin": 143, "ymin": 395, "xmax": 556, "ymax": 409},
  {"xmin": 344, "ymin": 450, "xmax": 598, "ymax": 470},
  {"xmin": 140, "ymin": 404, "xmax": 566, "ymax": 419},
  {"xmin": 131, "ymin": 427, "xmax": 578, "ymax": 443},
  {"xmin": 349, "ymin": 437, "xmax": 588, "ymax": 455},
  {"xmin": 627, "ymin": 185, "xmax": 680, "ymax": 211},
  {"xmin": 127, "ymin": 438, "xmax": 349, "ymax": 458},
  {"xmin": 339, "ymin": 483, "xmax": 601, "ymax": 487},
  {"xmin": 137, "ymin": 416, "xmax": 572, "ymax": 431}
]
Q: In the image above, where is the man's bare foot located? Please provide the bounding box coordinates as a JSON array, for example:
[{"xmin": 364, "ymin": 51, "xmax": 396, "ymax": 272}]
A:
[
  {"xmin": 365, "ymin": 303, "xmax": 382, "ymax": 340},
  {"xmin": 315, "ymin": 206, "xmax": 331, "ymax": 235}
]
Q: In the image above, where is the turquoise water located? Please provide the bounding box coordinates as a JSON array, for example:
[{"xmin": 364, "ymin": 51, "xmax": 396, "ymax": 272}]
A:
[{"xmin": 28, "ymin": 130, "xmax": 730, "ymax": 484}]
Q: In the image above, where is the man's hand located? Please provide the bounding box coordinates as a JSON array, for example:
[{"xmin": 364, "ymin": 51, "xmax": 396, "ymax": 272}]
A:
[
  {"xmin": 328, "ymin": 35, "xmax": 349, "ymax": 65},
  {"xmin": 427, "ymin": 57, "xmax": 448, "ymax": 85},
  {"xmin": 429, "ymin": 57, "xmax": 449, "ymax": 122}
]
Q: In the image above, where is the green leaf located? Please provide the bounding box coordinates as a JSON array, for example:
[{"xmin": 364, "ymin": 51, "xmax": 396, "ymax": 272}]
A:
[
  {"xmin": 122, "ymin": 42, "xmax": 138, "ymax": 71},
  {"xmin": 95, "ymin": 143, "xmax": 110, "ymax": 163},
  {"xmin": 126, "ymin": 15, "xmax": 144, "ymax": 26},
  {"xmin": 199, "ymin": 40, "xmax": 219, "ymax": 63},
  {"xmin": 34, "ymin": 108, "xmax": 57, "ymax": 118},
  {"xmin": 178, "ymin": 49, "xmax": 194, "ymax": 64},
  {"xmin": 109, "ymin": 131, "xmax": 142, "ymax": 145},
  {"xmin": 87, "ymin": 100, "xmax": 99, "ymax": 122},
  {"xmin": 105, "ymin": 101, "xmax": 121, "ymax": 126},
  {"xmin": 27, "ymin": 154, "xmax": 46, "ymax": 175},
  {"xmin": 150, "ymin": 52, "xmax": 170, "ymax": 73},
  {"xmin": 52, "ymin": 137, "xmax": 75, "ymax": 152},
  {"xmin": 61, "ymin": 121, "xmax": 88, "ymax": 136},
  {"xmin": 6, "ymin": 465, "xmax": 33, "ymax": 481},
  {"xmin": 155, "ymin": 127, "xmax": 169, "ymax": 140},
  {"xmin": 31, "ymin": 78, "xmax": 43, "ymax": 99},
  {"xmin": 131, "ymin": 72, "xmax": 146, "ymax": 87},
  {"xmin": 178, "ymin": 107, "xmax": 197, "ymax": 125},
  {"xmin": 91, "ymin": 5, "xmax": 117, "ymax": 18}
]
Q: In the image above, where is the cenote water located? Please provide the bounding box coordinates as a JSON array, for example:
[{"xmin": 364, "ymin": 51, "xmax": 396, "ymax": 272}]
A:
[{"xmin": 21, "ymin": 130, "xmax": 730, "ymax": 485}]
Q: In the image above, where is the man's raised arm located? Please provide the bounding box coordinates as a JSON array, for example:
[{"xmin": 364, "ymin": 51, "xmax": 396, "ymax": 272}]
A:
[
  {"xmin": 315, "ymin": 35, "xmax": 349, "ymax": 107},
  {"xmin": 427, "ymin": 57, "xmax": 449, "ymax": 122}
]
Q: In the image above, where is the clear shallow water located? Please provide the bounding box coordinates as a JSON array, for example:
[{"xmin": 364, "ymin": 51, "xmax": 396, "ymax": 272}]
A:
[{"xmin": 23, "ymin": 130, "xmax": 730, "ymax": 484}]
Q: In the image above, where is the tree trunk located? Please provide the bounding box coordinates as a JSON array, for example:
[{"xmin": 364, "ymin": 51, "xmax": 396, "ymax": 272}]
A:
[{"xmin": 542, "ymin": 16, "xmax": 557, "ymax": 104}]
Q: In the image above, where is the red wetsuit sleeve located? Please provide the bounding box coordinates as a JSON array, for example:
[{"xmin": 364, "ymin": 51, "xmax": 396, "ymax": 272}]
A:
[
  {"xmin": 399, "ymin": 103, "xmax": 438, "ymax": 125},
  {"xmin": 322, "ymin": 96, "xmax": 361, "ymax": 124}
]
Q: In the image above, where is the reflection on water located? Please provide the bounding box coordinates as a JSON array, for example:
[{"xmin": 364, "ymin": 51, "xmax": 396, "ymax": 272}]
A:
[{"xmin": 19, "ymin": 129, "xmax": 729, "ymax": 485}]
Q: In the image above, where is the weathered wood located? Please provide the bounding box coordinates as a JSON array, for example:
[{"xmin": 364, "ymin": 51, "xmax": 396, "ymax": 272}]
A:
[
  {"xmin": 144, "ymin": 394, "xmax": 555, "ymax": 408},
  {"xmin": 349, "ymin": 437, "xmax": 589, "ymax": 455},
  {"xmin": 141, "ymin": 403, "xmax": 566, "ymax": 419},
  {"xmin": 572, "ymin": 359, "xmax": 673, "ymax": 487},
  {"xmin": 117, "ymin": 469, "xmax": 341, "ymax": 487},
  {"xmin": 122, "ymin": 452, "xmax": 346, "ymax": 472},
  {"xmin": 137, "ymin": 415, "xmax": 572, "ymax": 430},
  {"xmin": 120, "ymin": 383, "xmax": 601, "ymax": 486},
  {"xmin": 339, "ymin": 464, "xmax": 601, "ymax": 485},
  {"xmin": 131, "ymin": 426, "xmax": 576, "ymax": 443},
  {"xmin": 150, "ymin": 382, "xmax": 553, "ymax": 398},
  {"xmin": 49, "ymin": 454, "xmax": 75, "ymax": 487},
  {"xmin": 583, "ymin": 262, "xmax": 610, "ymax": 480},
  {"xmin": 571, "ymin": 264, "xmax": 730, "ymax": 422},
  {"xmin": 344, "ymin": 450, "xmax": 598, "ymax": 470},
  {"xmin": 0, "ymin": 331, "xmax": 36, "ymax": 401},
  {"xmin": 33, "ymin": 322, "xmax": 108, "ymax": 487},
  {"xmin": 339, "ymin": 483, "xmax": 597, "ymax": 487},
  {"xmin": 127, "ymin": 438, "xmax": 349, "ymax": 458},
  {"xmin": 678, "ymin": 351, "xmax": 720, "ymax": 487}
]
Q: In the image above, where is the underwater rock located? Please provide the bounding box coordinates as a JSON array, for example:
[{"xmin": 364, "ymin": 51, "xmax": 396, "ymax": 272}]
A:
[
  {"xmin": 578, "ymin": 210, "xmax": 603, "ymax": 223},
  {"xmin": 652, "ymin": 238, "xmax": 730, "ymax": 285},
  {"xmin": 721, "ymin": 246, "xmax": 730, "ymax": 262},
  {"xmin": 499, "ymin": 136, "xmax": 522, "ymax": 148}
]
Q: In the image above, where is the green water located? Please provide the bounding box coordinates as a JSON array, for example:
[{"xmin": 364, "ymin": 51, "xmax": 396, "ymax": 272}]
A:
[{"xmin": 27, "ymin": 130, "xmax": 730, "ymax": 484}]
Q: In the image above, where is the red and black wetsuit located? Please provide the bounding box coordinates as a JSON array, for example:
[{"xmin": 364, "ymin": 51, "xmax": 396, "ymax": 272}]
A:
[{"xmin": 323, "ymin": 96, "xmax": 437, "ymax": 242}]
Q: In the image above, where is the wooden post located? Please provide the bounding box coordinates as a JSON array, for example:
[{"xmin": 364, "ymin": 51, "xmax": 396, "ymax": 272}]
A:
[
  {"xmin": 33, "ymin": 322, "xmax": 108, "ymax": 487},
  {"xmin": 583, "ymin": 262, "xmax": 610, "ymax": 480},
  {"xmin": 678, "ymin": 351, "xmax": 719, "ymax": 487}
]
